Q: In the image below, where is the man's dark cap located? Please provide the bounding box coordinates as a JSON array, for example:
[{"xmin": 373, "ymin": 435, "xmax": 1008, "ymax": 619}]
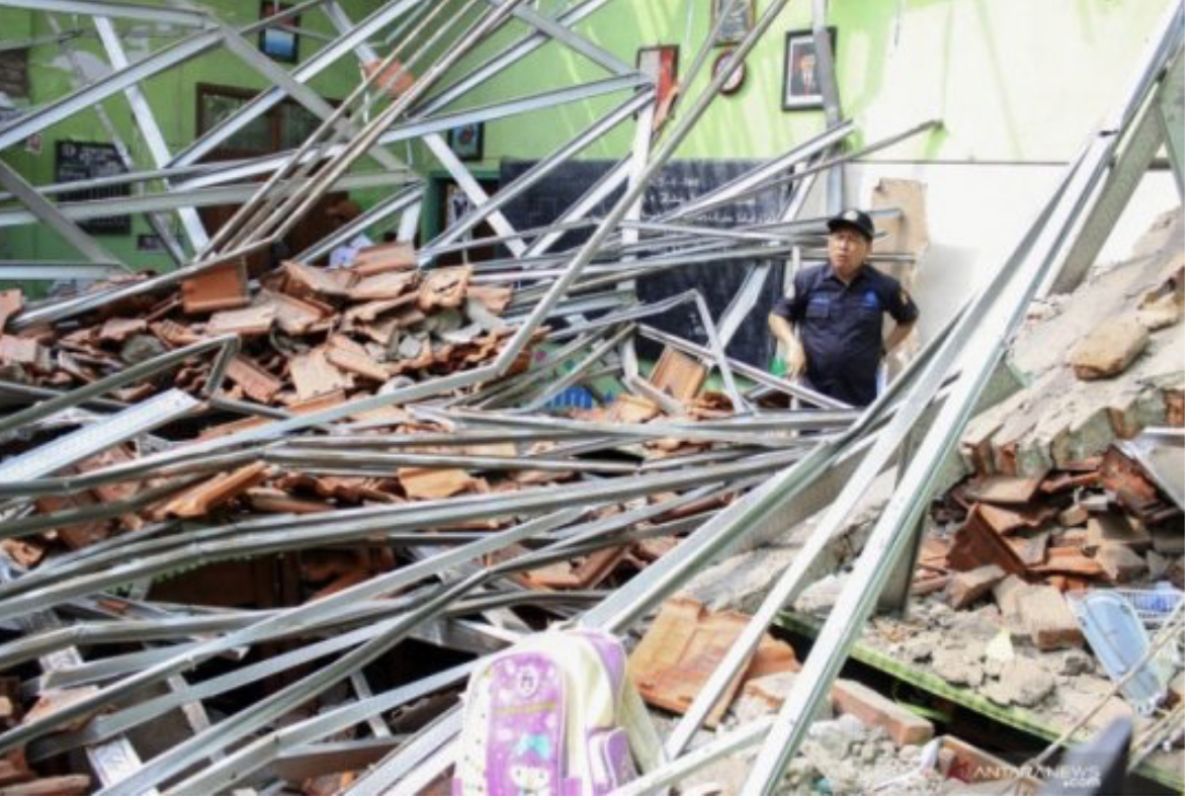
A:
[{"xmin": 826, "ymin": 208, "xmax": 875, "ymax": 240}]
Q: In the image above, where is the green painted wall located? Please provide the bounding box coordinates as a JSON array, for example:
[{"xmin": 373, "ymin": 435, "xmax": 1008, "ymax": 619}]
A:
[
  {"xmin": 0, "ymin": 0, "xmax": 379, "ymax": 274},
  {"xmin": 0, "ymin": 0, "xmax": 1176, "ymax": 278},
  {"xmin": 425, "ymin": 0, "xmax": 1173, "ymax": 167}
]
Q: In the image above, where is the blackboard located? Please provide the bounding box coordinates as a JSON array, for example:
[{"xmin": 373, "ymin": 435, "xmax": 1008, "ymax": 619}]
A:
[
  {"xmin": 499, "ymin": 159, "xmax": 787, "ymax": 367},
  {"xmin": 54, "ymin": 140, "xmax": 130, "ymax": 235}
]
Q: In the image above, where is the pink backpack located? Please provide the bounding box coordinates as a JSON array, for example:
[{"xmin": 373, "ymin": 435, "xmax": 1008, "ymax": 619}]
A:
[{"xmin": 454, "ymin": 629, "xmax": 658, "ymax": 795}]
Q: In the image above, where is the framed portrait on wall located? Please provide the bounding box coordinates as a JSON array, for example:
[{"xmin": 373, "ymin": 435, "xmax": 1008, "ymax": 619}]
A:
[
  {"xmin": 636, "ymin": 45, "xmax": 680, "ymax": 129},
  {"xmin": 782, "ymin": 28, "xmax": 835, "ymax": 110},
  {"xmin": 259, "ymin": 2, "xmax": 300, "ymax": 63},
  {"xmin": 711, "ymin": 0, "xmax": 754, "ymax": 45},
  {"xmin": 447, "ymin": 123, "xmax": 484, "ymax": 161}
]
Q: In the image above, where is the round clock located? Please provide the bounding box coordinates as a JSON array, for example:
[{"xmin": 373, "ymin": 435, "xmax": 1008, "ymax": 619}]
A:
[{"xmin": 713, "ymin": 49, "xmax": 746, "ymax": 95}]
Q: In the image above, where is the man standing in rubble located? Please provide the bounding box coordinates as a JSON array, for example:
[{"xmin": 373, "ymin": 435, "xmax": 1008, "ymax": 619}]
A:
[{"xmin": 768, "ymin": 208, "xmax": 918, "ymax": 407}]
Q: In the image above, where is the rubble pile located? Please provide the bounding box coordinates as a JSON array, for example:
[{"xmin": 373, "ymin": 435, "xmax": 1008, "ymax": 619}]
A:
[
  {"xmin": 0, "ymin": 244, "xmax": 523, "ymax": 406},
  {"xmin": 0, "ymin": 232, "xmax": 839, "ymax": 794}
]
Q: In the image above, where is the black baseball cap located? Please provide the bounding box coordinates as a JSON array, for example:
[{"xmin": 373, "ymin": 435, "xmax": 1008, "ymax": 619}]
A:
[{"xmin": 826, "ymin": 208, "xmax": 875, "ymax": 240}]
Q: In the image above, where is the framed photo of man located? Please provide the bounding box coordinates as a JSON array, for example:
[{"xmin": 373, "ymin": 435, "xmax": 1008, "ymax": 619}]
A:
[
  {"xmin": 711, "ymin": 0, "xmax": 754, "ymax": 45},
  {"xmin": 782, "ymin": 28, "xmax": 835, "ymax": 110}
]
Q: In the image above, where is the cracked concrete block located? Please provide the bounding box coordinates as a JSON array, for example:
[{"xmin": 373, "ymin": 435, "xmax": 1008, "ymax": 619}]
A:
[{"xmin": 1068, "ymin": 315, "xmax": 1150, "ymax": 380}]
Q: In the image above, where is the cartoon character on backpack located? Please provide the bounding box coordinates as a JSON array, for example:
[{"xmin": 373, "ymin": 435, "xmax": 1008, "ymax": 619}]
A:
[{"xmin": 454, "ymin": 629, "xmax": 660, "ymax": 796}]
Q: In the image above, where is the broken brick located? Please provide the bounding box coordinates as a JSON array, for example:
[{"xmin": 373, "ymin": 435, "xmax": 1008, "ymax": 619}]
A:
[
  {"xmin": 831, "ymin": 679, "xmax": 934, "ymax": 746},
  {"xmin": 1084, "ymin": 513, "xmax": 1151, "ymax": 553},
  {"xmin": 606, "ymin": 394, "xmax": 659, "ymax": 423},
  {"xmin": 945, "ymin": 564, "xmax": 1008, "ymax": 609},
  {"xmin": 991, "ymin": 575, "xmax": 1035, "ymax": 627},
  {"xmin": 466, "ymin": 284, "xmax": 513, "ymax": 314},
  {"xmin": 1031, "ymin": 546, "xmax": 1104, "ymax": 579},
  {"xmin": 257, "ymin": 290, "xmax": 330, "ymax": 336},
  {"xmin": 974, "ymin": 502, "xmax": 1056, "ymax": 536},
  {"xmin": 347, "ymin": 270, "xmax": 418, "ymax": 301},
  {"xmin": 1040, "ymin": 471, "xmax": 1101, "ymax": 495},
  {"xmin": 945, "ymin": 505, "xmax": 1027, "ymax": 576},
  {"xmin": 1003, "ymin": 531, "xmax": 1048, "ymax": 567},
  {"xmin": 1014, "ymin": 585, "xmax": 1084, "ymax": 650},
  {"xmin": 524, "ymin": 546, "xmax": 627, "ymax": 591}
]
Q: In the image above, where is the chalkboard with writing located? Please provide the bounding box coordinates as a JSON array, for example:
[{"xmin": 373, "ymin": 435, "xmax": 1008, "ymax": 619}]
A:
[
  {"xmin": 498, "ymin": 159, "xmax": 787, "ymax": 367},
  {"xmin": 54, "ymin": 140, "xmax": 130, "ymax": 235}
]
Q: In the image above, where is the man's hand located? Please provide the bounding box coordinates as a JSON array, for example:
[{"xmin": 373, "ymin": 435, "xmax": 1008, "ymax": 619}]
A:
[{"xmin": 786, "ymin": 341, "xmax": 807, "ymax": 378}]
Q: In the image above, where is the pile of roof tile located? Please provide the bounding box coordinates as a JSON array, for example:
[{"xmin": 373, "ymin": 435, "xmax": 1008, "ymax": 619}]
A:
[
  {"xmin": 917, "ymin": 443, "xmax": 1183, "ymax": 651},
  {"xmin": 0, "ymin": 243, "xmax": 531, "ymax": 409}
]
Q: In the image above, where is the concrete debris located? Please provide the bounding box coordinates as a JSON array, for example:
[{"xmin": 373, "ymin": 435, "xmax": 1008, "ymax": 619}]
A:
[
  {"xmin": 932, "ymin": 642, "xmax": 987, "ymax": 687},
  {"xmin": 980, "ymin": 656, "xmax": 1055, "ymax": 707},
  {"xmin": 959, "ymin": 211, "xmax": 1184, "ymax": 480},
  {"xmin": 1067, "ymin": 315, "xmax": 1150, "ymax": 380},
  {"xmin": 0, "ymin": 0, "xmax": 1184, "ymax": 789}
]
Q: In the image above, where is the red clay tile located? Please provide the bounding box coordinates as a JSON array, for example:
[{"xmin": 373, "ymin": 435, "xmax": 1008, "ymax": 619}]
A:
[{"xmin": 181, "ymin": 260, "xmax": 250, "ymax": 314}]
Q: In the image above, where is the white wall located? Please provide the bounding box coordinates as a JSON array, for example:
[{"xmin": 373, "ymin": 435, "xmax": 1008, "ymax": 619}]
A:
[{"xmin": 813, "ymin": 162, "xmax": 1183, "ymax": 340}]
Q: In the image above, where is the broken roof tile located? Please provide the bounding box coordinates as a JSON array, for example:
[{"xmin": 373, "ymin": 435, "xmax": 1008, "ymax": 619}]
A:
[
  {"xmin": 649, "ymin": 347, "xmax": 709, "ymax": 402},
  {"xmin": 351, "ymin": 241, "xmax": 417, "ymax": 275},
  {"xmin": 606, "ymin": 394, "xmax": 660, "ymax": 423},
  {"xmin": 962, "ymin": 473, "xmax": 1046, "ymax": 505},
  {"xmin": 628, "ymin": 596, "xmax": 799, "ymax": 727},
  {"xmin": 256, "ymin": 289, "xmax": 331, "ymax": 336},
  {"xmin": 159, "ymin": 462, "xmax": 270, "ymax": 519},
  {"xmin": 466, "ymin": 284, "xmax": 513, "ymax": 315},
  {"xmin": 181, "ymin": 260, "xmax": 250, "ymax": 314},
  {"xmin": 225, "ymin": 356, "xmax": 284, "ymax": 405},
  {"xmin": 417, "ymin": 266, "xmax": 471, "ymax": 312},
  {"xmin": 284, "ymin": 260, "xmax": 354, "ymax": 299},
  {"xmin": 288, "ymin": 349, "xmax": 354, "ymax": 400},
  {"xmin": 396, "ymin": 467, "xmax": 477, "ymax": 500},
  {"xmin": 207, "ymin": 304, "xmax": 276, "ymax": 337},
  {"xmin": 150, "ymin": 319, "xmax": 203, "ymax": 348},
  {"xmin": 347, "ymin": 270, "xmax": 419, "ymax": 301}
]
